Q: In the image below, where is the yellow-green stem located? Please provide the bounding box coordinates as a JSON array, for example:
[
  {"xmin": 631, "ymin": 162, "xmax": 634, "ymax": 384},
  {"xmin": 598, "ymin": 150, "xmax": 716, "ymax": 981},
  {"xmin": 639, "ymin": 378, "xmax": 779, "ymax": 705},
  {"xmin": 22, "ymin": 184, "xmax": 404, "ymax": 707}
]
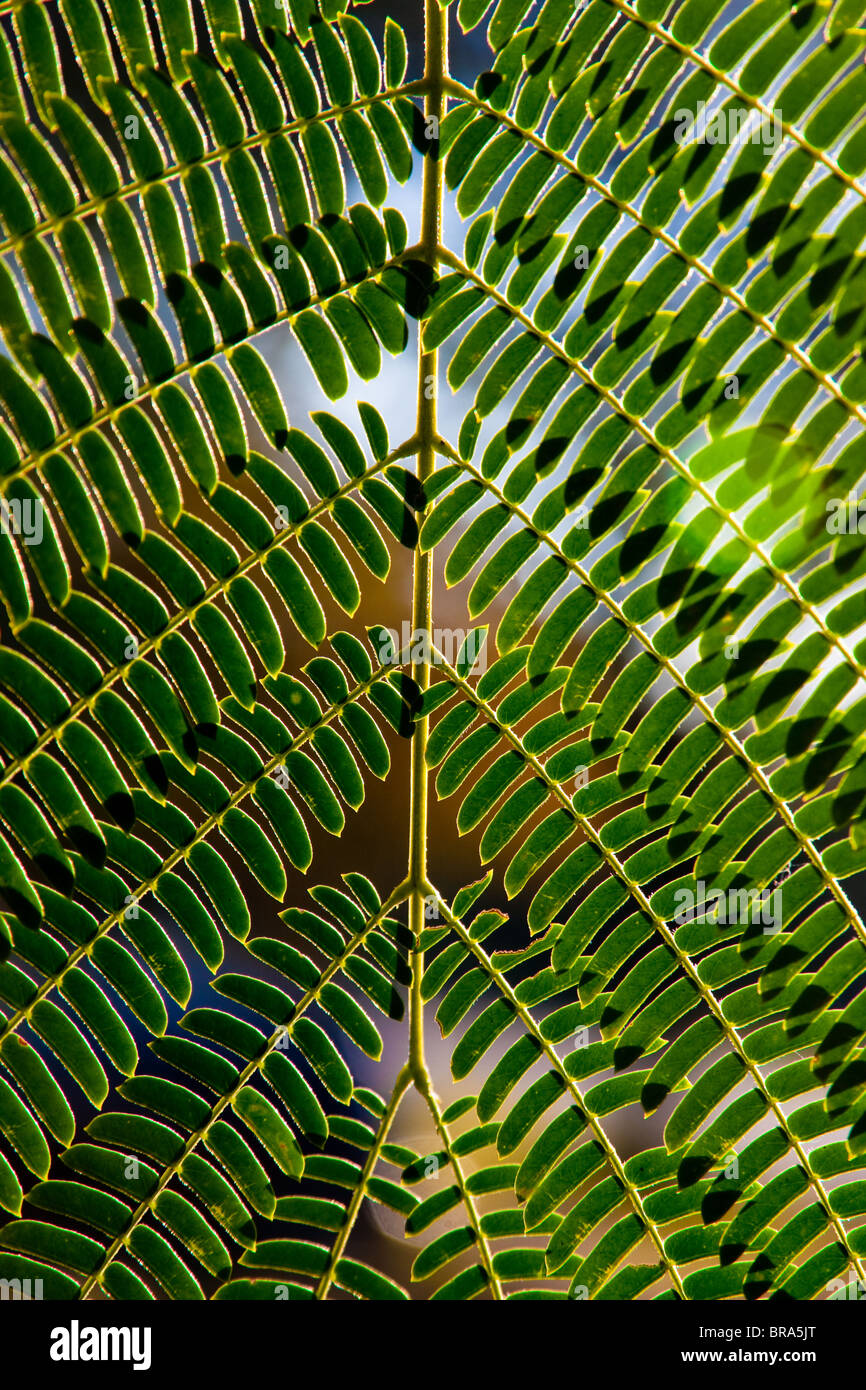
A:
[
  {"xmin": 315, "ymin": 1064, "xmax": 412, "ymax": 1300},
  {"xmin": 408, "ymin": 0, "xmax": 446, "ymax": 1087}
]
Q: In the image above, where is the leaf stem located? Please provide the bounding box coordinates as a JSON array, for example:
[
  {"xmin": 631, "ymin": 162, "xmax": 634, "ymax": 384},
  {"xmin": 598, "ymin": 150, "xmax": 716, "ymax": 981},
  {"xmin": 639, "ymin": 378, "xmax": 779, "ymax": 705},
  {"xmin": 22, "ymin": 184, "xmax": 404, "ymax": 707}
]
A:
[
  {"xmin": 434, "ymin": 436, "xmax": 866, "ymax": 952},
  {"xmin": 408, "ymin": 0, "xmax": 447, "ymax": 1089},
  {"xmin": 314, "ymin": 1062, "xmax": 412, "ymax": 1301},
  {"xmin": 426, "ymin": 887, "xmax": 687, "ymax": 1300},
  {"xmin": 437, "ymin": 244, "xmax": 866, "ymax": 696},
  {"xmin": 0, "ymin": 83, "xmax": 429, "ymax": 264},
  {"xmin": 415, "ymin": 1072, "xmax": 504, "ymax": 1300},
  {"xmin": 608, "ymin": 0, "xmax": 866, "ymax": 208},
  {"xmin": 10, "ymin": 249, "xmax": 419, "ymax": 491},
  {"xmin": 441, "ymin": 76, "xmax": 866, "ymax": 440},
  {"xmin": 0, "ymin": 662, "xmax": 409, "ymax": 1047},
  {"xmin": 78, "ymin": 882, "xmax": 411, "ymax": 1300},
  {"xmin": 0, "ymin": 435, "xmax": 420, "ymax": 796},
  {"xmin": 427, "ymin": 650, "xmax": 866, "ymax": 1291}
]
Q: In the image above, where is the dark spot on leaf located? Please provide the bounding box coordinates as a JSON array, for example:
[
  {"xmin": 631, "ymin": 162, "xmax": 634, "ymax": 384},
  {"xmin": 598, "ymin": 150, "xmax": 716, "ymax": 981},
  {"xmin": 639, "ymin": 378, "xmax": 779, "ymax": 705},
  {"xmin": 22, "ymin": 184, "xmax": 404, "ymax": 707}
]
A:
[
  {"xmin": 35, "ymin": 853, "xmax": 74, "ymax": 895},
  {"xmin": 702, "ymin": 1185, "xmax": 742, "ymax": 1227},
  {"xmin": 476, "ymin": 72, "xmax": 502, "ymax": 101},
  {"xmin": 66, "ymin": 826, "xmax": 106, "ymax": 869},
  {"xmin": 1, "ymin": 887, "xmax": 42, "ymax": 929},
  {"xmin": 117, "ymin": 297, "xmax": 148, "ymax": 325},
  {"xmin": 193, "ymin": 260, "xmax": 224, "ymax": 289},
  {"xmin": 719, "ymin": 171, "xmax": 762, "ymax": 224},
  {"xmin": 104, "ymin": 791, "xmax": 136, "ymax": 832},
  {"xmin": 143, "ymin": 754, "xmax": 169, "ymax": 798}
]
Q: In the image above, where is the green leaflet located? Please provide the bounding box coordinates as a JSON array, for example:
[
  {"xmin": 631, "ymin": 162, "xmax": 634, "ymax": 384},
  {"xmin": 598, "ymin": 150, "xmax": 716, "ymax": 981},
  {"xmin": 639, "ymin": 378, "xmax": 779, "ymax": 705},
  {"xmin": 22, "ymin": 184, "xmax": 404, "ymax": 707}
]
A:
[{"xmin": 232, "ymin": 1086, "xmax": 304, "ymax": 1178}]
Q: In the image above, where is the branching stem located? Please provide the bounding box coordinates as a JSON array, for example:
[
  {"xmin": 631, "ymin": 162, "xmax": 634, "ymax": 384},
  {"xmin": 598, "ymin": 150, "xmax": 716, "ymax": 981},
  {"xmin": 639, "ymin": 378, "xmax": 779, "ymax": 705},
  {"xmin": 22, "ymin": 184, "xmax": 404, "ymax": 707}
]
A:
[
  {"xmin": 408, "ymin": 0, "xmax": 447, "ymax": 1090},
  {"xmin": 315, "ymin": 1063, "xmax": 412, "ymax": 1301}
]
